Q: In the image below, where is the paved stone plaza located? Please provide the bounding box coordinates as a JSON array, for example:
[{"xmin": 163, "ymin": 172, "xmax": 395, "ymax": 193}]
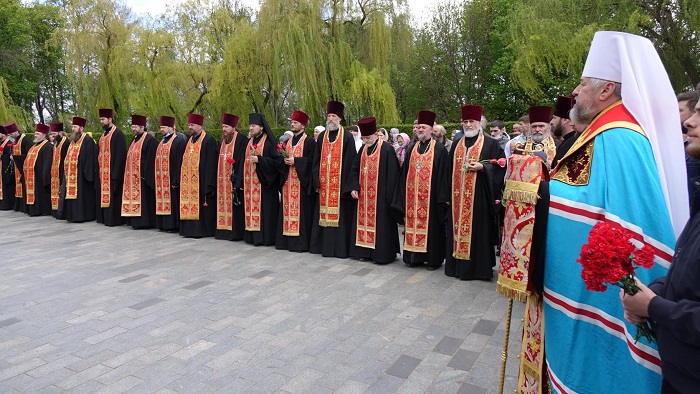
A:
[{"xmin": 0, "ymin": 210, "xmax": 524, "ymax": 393}]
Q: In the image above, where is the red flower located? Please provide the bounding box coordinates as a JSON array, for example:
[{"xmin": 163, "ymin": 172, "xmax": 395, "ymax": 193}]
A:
[
  {"xmin": 277, "ymin": 143, "xmax": 283, "ymax": 153},
  {"xmin": 203, "ymin": 202, "xmax": 208, "ymax": 207},
  {"xmin": 226, "ymin": 157, "xmax": 235, "ymax": 165},
  {"xmin": 488, "ymin": 158, "xmax": 507, "ymax": 167},
  {"xmin": 6, "ymin": 143, "xmax": 14, "ymax": 148},
  {"xmin": 250, "ymin": 144, "xmax": 258, "ymax": 155},
  {"xmin": 277, "ymin": 142, "xmax": 290, "ymax": 158},
  {"xmin": 577, "ymin": 221, "xmax": 658, "ymax": 343}
]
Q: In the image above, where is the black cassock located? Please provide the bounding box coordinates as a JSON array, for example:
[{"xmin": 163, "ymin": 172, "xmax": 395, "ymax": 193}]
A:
[
  {"xmin": 64, "ymin": 134, "xmax": 98, "ymax": 223},
  {"xmin": 51, "ymin": 136, "xmax": 70, "ymax": 219},
  {"xmin": 244, "ymin": 134, "xmax": 280, "ymax": 246},
  {"xmin": 27, "ymin": 141, "xmax": 54, "ymax": 217},
  {"xmin": 96, "ymin": 127, "xmax": 127, "ymax": 226},
  {"xmin": 346, "ymin": 140, "xmax": 401, "ymax": 264},
  {"xmin": 445, "ymin": 134, "xmax": 505, "ymax": 280},
  {"xmin": 125, "ymin": 133, "xmax": 158, "ymax": 229},
  {"xmin": 215, "ymin": 132, "xmax": 248, "ymax": 241},
  {"xmin": 309, "ymin": 128, "xmax": 358, "ymax": 258},
  {"xmin": 0, "ymin": 141, "xmax": 16, "ymax": 210},
  {"xmin": 551, "ymin": 131, "xmax": 578, "ymax": 169},
  {"xmin": 13, "ymin": 134, "xmax": 33, "ymax": 213},
  {"xmin": 392, "ymin": 139, "xmax": 451, "ymax": 269},
  {"xmin": 155, "ymin": 133, "xmax": 185, "ymax": 232},
  {"xmin": 275, "ymin": 133, "xmax": 317, "ymax": 252},
  {"xmin": 179, "ymin": 132, "xmax": 219, "ymax": 238}
]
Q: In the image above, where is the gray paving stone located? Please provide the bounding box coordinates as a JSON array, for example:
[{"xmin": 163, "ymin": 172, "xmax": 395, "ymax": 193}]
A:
[
  {"xmin": 471, "ymin": 319, "xmax": 500, "ymax": 336},
  {"xmin": 0, "ymin": 318, "xmax": 21, "ymax": 328},
  {"xmin": 127, "ymin": 297, "xmax": 166, "ymax": 310},
  {"xmin": 433, "ymin": 336, "xmax": 464, "ymax": 356},
  {"xmin": 249, "ymin": 269, "xmax": 273, "ymax": 278},
  {"xmin": 182, "ymin": 280, "xmax": 215, "ymax": 290},
  {"xmin": 447, "ymin": 349, "xmax": 480, "ymax": 371},
  {"xmin": 118, "ymin": 274, "xmax": 149, "ymax": 283},
  {"xmin": 458, "ymin": 382, "xmax": 489, "ymax": 394},
  {"xmin": 385, "ymin": 354, "xmax": 422, "ymax": 379}
]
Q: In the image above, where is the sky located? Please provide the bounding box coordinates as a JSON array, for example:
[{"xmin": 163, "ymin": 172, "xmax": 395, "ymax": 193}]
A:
[{"xmin": 126, "ymin": 0, "xmax": 434, "ymax": 24}]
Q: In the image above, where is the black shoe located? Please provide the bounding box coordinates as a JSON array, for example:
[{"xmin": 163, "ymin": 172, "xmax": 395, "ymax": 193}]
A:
[{"xmin": 426, "ymin": 266, "xmax": 439, "ymax": 271}]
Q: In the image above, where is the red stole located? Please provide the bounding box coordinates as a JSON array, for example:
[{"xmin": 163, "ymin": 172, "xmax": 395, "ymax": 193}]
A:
[
  {"xmin": 51, "ymin": 137, "xmax": 67, "ymax": 209},
  {"xmin": 155, "ymin": 135, "xmax": 174, "ymax": 215},
  {"xmin": 180, "ymin": 132, "xmax": 207, "ymax": 220},
  {"xmin": 318, "ymin": 126, "xmax": 344, "ymax": 227},
  {"xmin": 355, "ymin": 139, "xmax": 383, "ymax": 248},
  {"xmin": 0, "ymin": 139, "xmax": 7, "ymax": 200},
  {"xmin": 404, "ymin": 139, "xmax": 436, "ymax": 253},
  {"xmin": 24, "ymin": 140, "xmax": 49, "ymax": 205},
  {"xmin": 282, "ymin": 133, "xmax": 307, "ymax": 236},
  {"xmin": 64, "ymin": 134, "xmax": 86, "ymax": 200},
  {"xmin": 450, "ymin": 133, "xmax": 484, "ymax": 259},
  {"xmin": 98, "ymin": 125, "xmax": 116, "ymax": 208},
  {"xmin": 121, "ymin": 134, "xmax": 146, "ymax": 217},
  {"xmin": 244, "ymin": 134, "xmax": 267, "ymax": 231},
  {"xmin": 216, "ymin": 134, "xmax": 237, "ymax": 230},
  {"xmin": 13, "ymin": 133, "xmax": 25, "ymax": 198}
]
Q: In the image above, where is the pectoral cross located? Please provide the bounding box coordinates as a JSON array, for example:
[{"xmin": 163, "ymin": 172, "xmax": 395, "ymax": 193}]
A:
[{"xmin": 416, "ymin": 163, "xmax": 423, "ymax": 173}]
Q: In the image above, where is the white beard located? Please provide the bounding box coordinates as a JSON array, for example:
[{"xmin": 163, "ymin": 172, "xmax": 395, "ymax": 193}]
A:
[
  {"xmin": 463, "ymin": 129, "xmax": 479, "ymax": 138},
  {"xmin": 327, "ymin": 121, "xmax": 340, "ymax": 131}
]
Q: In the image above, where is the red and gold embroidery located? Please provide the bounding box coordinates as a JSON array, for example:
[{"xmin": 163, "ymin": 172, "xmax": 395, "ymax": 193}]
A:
[
  {"xmin": 98, "ymin": 125, "xmax": 116, "ymax": 208},
  {"xmin": 404, "ymin": 139, "xmax": 435, "ymax": 253},
  {"xmin": 180, "ymin": 132, "xmax": 206, "ymax": 221},
  {"xmin": 154, "ymin": 136, "xmax": 174, "ymax": 215},
  {"xmin": 13, "ymin": 133, "xmax": 25, "ymax": 198},
  {"xmin": 319, "ymin": 126, "xmax": 344, "ymax": 227},
  {"xmin": 121, "ymin": 134, "xmax": 146, "ymax": 217},
  {"xmin": 24, "ymin": 140, "xmax": 49, "ymax": 205},
  {"xmin": 282, "ymin": 133, "xmax": 306, "ymax": 236},
  {"xmin": 451, "ymin": 133, "xmax": 484, "ymax": 259},
  {"xmin": 50, "ymin": 137, "xmax": 67, "ymax": 209},
  {"xmin": 0, "ymin": 139, "xmax": 7, "ymax": 200},
  {"xmin": 216, "ymin": 134, "xmax": 237, "ymax": 230},
  {"xmin": 518, "ymin": 294, "xmax": 545, "ymax": 394},
  {"xmin": 244, "ymin": 134, "xmax": 267, "ymax": 231},
  {"xmin": 356, "ymin": 139, "xmax": 383, "ymax": 248},
  {"xmin": 64, "ymin": 134, "xmax": 86, "ymax": 200},
  {"xmin": 551, "ymin": 101, "xmax": 644, "ymax": 185}
]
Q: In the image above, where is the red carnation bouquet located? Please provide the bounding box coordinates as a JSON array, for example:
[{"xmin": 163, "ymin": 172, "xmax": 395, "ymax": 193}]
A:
[
  {"xmin": 277, "ymin": 143, "xmax": 289, "ymax": 158},
  {"xmin": 226, "ymin": 157, "xmax": 235, "ymax": 165},
  {"xmin": 250, "ymin": 144, "xmax": 258, "ymax": 156},
  {"xmin": 578, "ymin": 221, "xmax": 657, "ymax": 343}
]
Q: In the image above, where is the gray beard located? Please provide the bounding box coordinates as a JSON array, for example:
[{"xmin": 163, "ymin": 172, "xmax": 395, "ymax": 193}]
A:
[
  {"xmin": 570, "ymin": 103, "xmax": 594, "ymax": 125},
  {"xmin": 417, "ymin": 133, "xmax": 430, "ymax": 142},
  {"xmin": 532, "ymin": 133, "xmax": 545, "ymax": 143},
  {"xmin": 327, "ymin": 121, "xmax": 340, "ymax": 131}
]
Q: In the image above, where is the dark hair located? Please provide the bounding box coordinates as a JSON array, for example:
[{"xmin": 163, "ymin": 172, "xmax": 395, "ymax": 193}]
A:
[
  {"xmin": 678, "ymin": 90, "xmax": 699, "ymax": 110},
  {"xmin": 490, "ymin": 120, "xmax": 505, "ymax": 129},
  {"xmin": 350, "ymin": 125, "xmax": 359, "ymax": 132},
  {"xmin": 519, "ymin": 115, "xmax": 530, "ymax": 123}
]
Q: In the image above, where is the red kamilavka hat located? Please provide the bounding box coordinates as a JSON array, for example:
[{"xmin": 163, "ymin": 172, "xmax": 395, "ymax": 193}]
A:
[
  {"xmin": 528, "ymin": 106, "xmax": 552, "ymax": 124},
  {"xmin": 291, "ymin": 110, "xmax": 310, "ymax": 127},
  {"xmin": 98, "ymin": 108, "xmax": 114, "ymax": 119},
  {"xmin": 460, "ymin": 105, "xmax": 483, "ymax": 122},
  {"xmin": 159, "ymin": 116, "xmax": 175, "ymax": 128},
  {"xmin": 325, "ymin": 101, "xmax": 345, "ymax": 118},
  {"xmin": 131, "ymin": 115, "xmax": 147, "ymax": 127},
  {"xmin": 416, "ymin": 110, "xmax": 436, "ymax": 126},
  {"xmin": 553, "ymin": 96, "xmax": 573, "ymax": 119},
  {"xmin": 357, "ymin": 117, "xmax": 377, "ymax": 136},
  {"xmin": 49, "ymin": 122, "xmax": 63, "ymax": 132},
  {"xmin": 3, "ymin": 122, "xmax": 19, "ymax": 133},
  {"xmin": 187, "ymin": 113, "xmax": 204, "ymax": 126},
  {"xmin": 72, "ymin": 117, "xmax": 86, "ymax": 127},
  {"xmin": 222, "ymin": 113, "xmax": 239, "ymax": 128},
  {"xmin": 35, "ymin": 123, "xmax": 50, "ymax": 134}
]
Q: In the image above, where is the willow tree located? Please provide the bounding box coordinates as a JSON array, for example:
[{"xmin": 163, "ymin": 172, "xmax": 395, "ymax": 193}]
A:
[
  {"xmin": 58, "ymin": 0, "xmax": 134, "ymax": 128},
  {"xmin": 346, "ymin": 61, "xmax": 400, "ymax": 123},
  {"xmin": 508, "ymin": 0, "xmax": 700, "ymax": 97},
  {"xmin": 0, "ymin": 77, "xmax": 29, "ymax": 129}
]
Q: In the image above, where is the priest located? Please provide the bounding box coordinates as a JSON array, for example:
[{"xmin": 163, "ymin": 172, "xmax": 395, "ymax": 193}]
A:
[
  {"xmin": 96, "ymin": 108, "xmax": 127, "ymax": 226},
  {"xmin": 445, "ymin": 105, "xmax": 506, "ymax": 280},
  {"xmin": 154, "ymin": 116, "xmax": 186, "ymax": 232},
  {"xmin": 49, "ymin": 122, "xmax": 70, "ymax": 219},
  {"xmin": 0, "ymin": 126, "xmax": 16, "ymax": 211},
  {"xmin": 276, "ymin": 110, "xmax": 316, "ymax": 252},
  {"xmin": 24, "ymin": 124, "xmax": 54, "ymax": 216},
  {"xmin": 5, "ymin": 122, "xmax": 32, "ymax": 213},
  {"xmin": 243, "ymin": 113, "xmax": 279, "ymax": 246},
  {"xmin": 215, "ymin": 113, "xmax": 248, "ymax": 241},
  {"xmin": 64, "ymin": 116, "xmax": 98, "ymax": 223},
  {"xmin": 392, "ymin": 110, "xmax": 451, "ymax": 270},
  {"xmin": 347, "ymin": 116, "xmax": 401, "ymax": 264},
  {"xmin": 179, "ymin": 113, "xmax": 219, "ymax": 238},
  {"xmin": 310, "ymin": 101, "xmax": 358, "ymax": 258},
  {"xmin": 121, "ymin": 114, "xmax": 158, "ymax": 229}
]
